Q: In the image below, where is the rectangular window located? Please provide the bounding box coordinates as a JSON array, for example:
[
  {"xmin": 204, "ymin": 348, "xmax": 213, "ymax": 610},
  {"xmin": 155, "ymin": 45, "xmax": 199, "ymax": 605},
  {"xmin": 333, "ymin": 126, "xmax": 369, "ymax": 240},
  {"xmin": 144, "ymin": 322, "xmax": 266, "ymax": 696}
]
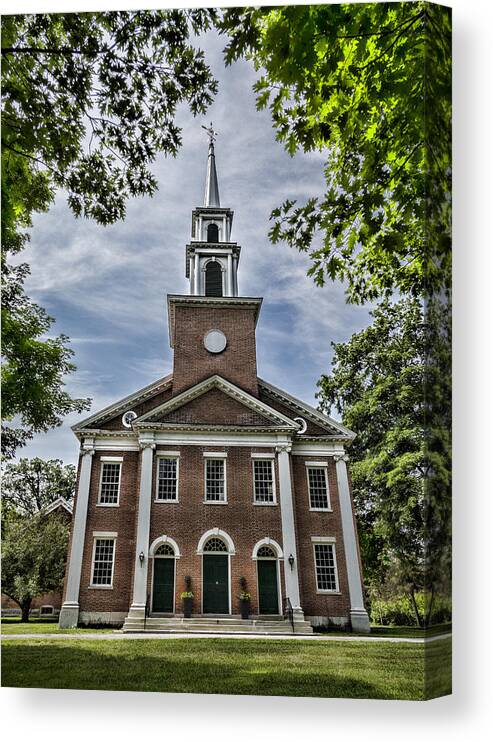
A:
[
  {"xmin": 314, "ymin": 543, "xmax": 339, "ymax": 592},
  {"xmin": 99, "ymin": 462, "xmax": 121, "ymax": 505},
  {"xmin": 253, "ymin": 459, "xmax": 275, "ymax": 503},
  {"xmin": 205, "ymin": 458, "xmax": 226, "ymax": 502},
  {"xmin": 156, "ymin": 458, "xmax": 178, "ymax": 501},
  {"xmin": 91, "ymin": 538, "xmax": 115, "ymax": 587},
  {"xmin": 307, "ymin": 466, "xmax": 330, "ymax": 510}
]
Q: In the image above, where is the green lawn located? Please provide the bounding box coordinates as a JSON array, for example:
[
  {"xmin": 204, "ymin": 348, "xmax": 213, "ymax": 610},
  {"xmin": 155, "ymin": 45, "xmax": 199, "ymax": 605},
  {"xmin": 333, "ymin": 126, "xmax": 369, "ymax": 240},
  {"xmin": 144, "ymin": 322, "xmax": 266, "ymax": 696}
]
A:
[
  {"xmin": 1, "ymin": 637, "xmax": 451, "ymax": 700},
  {"xmin": 1, "ymin": 617, "xmax": 115, "ymax": 634}
]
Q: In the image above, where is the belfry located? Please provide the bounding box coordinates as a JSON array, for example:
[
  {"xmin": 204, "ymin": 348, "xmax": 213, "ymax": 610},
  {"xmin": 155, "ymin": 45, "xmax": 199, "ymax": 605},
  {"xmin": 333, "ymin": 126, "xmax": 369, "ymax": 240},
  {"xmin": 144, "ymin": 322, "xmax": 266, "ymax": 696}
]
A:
[{"xmin": 59, "ymin": 127, "xmax": 370, "ymax": 634}]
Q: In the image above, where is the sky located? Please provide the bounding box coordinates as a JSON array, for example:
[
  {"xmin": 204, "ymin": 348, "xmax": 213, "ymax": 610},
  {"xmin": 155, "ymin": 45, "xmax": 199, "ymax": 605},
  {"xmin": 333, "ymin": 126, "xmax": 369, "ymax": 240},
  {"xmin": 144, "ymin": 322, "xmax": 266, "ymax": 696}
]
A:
[{"xmin": 15, "ymin": 21, "xmax": 371, "ymax": 466}]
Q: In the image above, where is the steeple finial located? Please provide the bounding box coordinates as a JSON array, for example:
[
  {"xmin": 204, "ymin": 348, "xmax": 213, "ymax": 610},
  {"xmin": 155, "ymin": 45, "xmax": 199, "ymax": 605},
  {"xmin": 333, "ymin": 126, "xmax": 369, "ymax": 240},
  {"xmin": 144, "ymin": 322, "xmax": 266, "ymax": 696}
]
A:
[{"xmin": 201, "ymin": 122, "xmax": 220, "ymax": 207}]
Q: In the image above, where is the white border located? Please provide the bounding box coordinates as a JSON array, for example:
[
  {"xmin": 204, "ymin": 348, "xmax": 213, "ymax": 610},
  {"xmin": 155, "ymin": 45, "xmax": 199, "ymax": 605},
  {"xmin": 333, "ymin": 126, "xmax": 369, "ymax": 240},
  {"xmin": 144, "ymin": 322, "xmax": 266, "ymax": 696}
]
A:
[
  {"xmin": 204, "ymin": 456, "xmax": 227, "ymax": 503},
  {"xmin": 97, "ymin": 460, "xmax": 122, "ymax": 508},
  {"xmin": 312, "ymin": 540, "xmax": 340, "ymax": 594},
  {"xmin": 306, "ymin": 463, "xmax": 331, "ymax": 512},
  {"xmin": 89, "ymin": 534, "xmax": 116, "ymax": 589},
  {"xmin": 252, "ymin": 457, "xmax": 277, "ymax": 505},
  {"xmin": 154, "ymin": 454, "xmax": 179, "ymax": 503}
]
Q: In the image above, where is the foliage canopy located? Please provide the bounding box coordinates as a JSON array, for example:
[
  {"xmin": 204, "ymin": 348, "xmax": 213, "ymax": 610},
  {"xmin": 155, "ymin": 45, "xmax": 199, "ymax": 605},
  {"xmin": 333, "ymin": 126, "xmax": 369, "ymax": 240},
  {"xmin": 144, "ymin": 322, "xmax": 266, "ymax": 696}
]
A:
[
  {"xmin": 316, "ymin": 298, "xmax": 451, "ymax": 623},
  {"xmin": 220, "ymin": 2, "xmax": 451, "ymax": 303}
]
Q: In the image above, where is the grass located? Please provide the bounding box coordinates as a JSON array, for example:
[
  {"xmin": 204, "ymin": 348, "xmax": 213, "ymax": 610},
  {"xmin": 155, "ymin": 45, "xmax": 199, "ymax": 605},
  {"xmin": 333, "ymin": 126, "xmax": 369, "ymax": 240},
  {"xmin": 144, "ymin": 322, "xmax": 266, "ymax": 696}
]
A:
[
  {"xmin": 1, "ymin": 636, "xmax": 451, "ymax": 700},
  {"xmin": 312, "ymin": 622, "xmax": 452, "ymax": 639},
  {"xmin": 1, "ymin": 617, "xmax": 115, "ymax": 635}
]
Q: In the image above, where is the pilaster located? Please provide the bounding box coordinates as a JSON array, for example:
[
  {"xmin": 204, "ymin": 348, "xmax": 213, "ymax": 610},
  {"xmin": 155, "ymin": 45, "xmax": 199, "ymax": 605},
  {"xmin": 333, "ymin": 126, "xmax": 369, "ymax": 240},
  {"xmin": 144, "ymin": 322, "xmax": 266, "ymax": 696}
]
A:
[
  {"xmin": 127, "ymin": 434, "xmax": 156, "ymax": 620},
  {"xmin": 276, "ymin": 439, "xmax": 304, "ymax": 620},
  {"xmin": 59, "ymin": 440, "xmax": 95, "ymax": 628},
  {"xmin": 334, "ymin": 453, "xmax": 371, "ymax": 633}
]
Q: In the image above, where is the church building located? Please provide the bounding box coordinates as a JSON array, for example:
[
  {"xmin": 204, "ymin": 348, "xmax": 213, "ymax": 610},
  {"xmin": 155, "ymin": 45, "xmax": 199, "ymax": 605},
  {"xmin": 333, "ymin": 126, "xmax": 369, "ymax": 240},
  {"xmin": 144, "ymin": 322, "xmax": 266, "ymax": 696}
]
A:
[{"xmin": 59, "ymin": 129, "xmax": 370, "ymax": 634}]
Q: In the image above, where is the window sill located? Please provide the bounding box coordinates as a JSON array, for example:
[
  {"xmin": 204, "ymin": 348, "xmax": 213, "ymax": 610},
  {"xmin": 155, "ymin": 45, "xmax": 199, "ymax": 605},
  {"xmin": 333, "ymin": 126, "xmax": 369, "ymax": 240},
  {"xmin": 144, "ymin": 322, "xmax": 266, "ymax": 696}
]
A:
[
  {"xmin": 154, "ymin": 499, "xmax": 179, "ymax": 504},
  {"xmin": 309, "ymin": 508, "xmax": 333, "ymax": 513},
  {"xmin": 88, "ymin": 585, "xmax": 114, "ymax": 590},
  {"xmin": 253, "ymin": 501, "xmax": 277, "ymax": 506},
  {"xmin": 96, "ymin": 503, "xmax": 120, "ymax": 508},
  {"xmin": 203, "ymin": 500, "xmax": 228, "ymax": 505},
  {"xmin": 316, "ymin": 590, "xmax": 341, "ymax": 595}
]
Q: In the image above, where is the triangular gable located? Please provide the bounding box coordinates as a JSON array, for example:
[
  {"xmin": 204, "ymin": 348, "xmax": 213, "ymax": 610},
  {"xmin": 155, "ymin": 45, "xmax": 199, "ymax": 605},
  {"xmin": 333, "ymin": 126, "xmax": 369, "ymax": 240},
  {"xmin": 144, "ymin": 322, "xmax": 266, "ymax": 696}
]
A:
[
  {"xmin": 72, "ymin": 374, "xmax": 173, "ymax": 432},
  {"xmin": 44, "ymin": 497, "xmax": 73, "ymax": 516},
  {"xmin": 135, "ymin": 375, "xmax": 299, "ymax": 431},
  {"xmin": 148, "ymin": 388, "xmax": 277, "ymax": 428},
  {"xmin": 258, "ymin": 378, "xmax": 355, "ymax": 439}
]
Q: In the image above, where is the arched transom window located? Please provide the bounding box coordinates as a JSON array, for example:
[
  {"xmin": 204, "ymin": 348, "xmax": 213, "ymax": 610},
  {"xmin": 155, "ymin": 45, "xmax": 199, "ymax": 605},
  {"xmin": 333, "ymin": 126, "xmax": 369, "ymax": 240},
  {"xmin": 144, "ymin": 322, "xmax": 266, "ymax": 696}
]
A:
[
  {"xmin": 257, "ymin": 545, "xmax": 277, "ymax": 558},
  {"xmin": 154, "ymin": 543, "xmax": 175, "ymax": 557},
  {"xmin": 203, "ymin": 537, "xmax": 228, "ymax": 553}
]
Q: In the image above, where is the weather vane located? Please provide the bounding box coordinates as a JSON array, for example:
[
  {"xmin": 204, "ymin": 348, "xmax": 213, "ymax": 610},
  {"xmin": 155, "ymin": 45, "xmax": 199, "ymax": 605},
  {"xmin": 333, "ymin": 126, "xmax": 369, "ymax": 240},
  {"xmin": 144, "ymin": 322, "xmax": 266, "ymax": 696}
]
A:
[{"xmin": 201, "ymin": 121, "xmax": 218, "ymax": 144}]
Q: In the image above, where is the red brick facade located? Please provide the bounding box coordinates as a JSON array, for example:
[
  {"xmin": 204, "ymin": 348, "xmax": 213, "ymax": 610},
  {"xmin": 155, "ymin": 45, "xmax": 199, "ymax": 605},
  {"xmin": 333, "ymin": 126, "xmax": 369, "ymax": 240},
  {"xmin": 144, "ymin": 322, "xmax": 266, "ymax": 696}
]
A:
[{"xmin": 171, "ymin": 301, "xmax": 260, "ymax": 396}]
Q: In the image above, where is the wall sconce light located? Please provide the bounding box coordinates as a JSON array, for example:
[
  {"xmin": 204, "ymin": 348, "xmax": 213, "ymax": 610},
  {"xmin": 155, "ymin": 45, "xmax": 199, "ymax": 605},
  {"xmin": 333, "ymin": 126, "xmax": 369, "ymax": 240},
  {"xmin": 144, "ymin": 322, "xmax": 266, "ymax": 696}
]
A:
[
  {"xmin": 139, "ymin": 551, "xmax": 145, "ymax": 566},
  {"xmin": 288, "ymin": 554, "xmax": 295, "ymax": 571}
]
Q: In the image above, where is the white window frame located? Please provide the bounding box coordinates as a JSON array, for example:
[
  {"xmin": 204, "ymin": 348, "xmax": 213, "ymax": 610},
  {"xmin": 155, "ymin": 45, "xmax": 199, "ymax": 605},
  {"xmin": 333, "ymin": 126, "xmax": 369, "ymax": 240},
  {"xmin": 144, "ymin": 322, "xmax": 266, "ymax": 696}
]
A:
[
  {"xmin": 89, "ymin": 532, "xmax": 117, "ymax": 589},
  {"xmin": 312, "ymin": 538, "xmax": 340, "ymax": 594},
  {"xmin": 155, "ymin": 453, "xmax": 180, "ymax": 503},
  {"xmin": 252, "ymin": 456, "xmax": 277, "ymax": 505},
  {"xmin": 97, "ymin": 457, "xmax": 123, "ymax": 507},
  {"xmin": 204, "ymin": 456, "xmax": 227, "ymax": 504},
  {"xmin": 305, "ymin": 461, "xmax": 331, "ymax": 512}
]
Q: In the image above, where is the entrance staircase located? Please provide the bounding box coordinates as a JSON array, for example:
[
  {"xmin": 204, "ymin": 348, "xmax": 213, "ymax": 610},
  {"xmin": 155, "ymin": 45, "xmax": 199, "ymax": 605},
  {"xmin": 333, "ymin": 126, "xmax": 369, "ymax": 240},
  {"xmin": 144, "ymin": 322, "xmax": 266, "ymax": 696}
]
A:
[{"xmin": 122, "ymin": 614, "xmax": 313, "ymax": 635}]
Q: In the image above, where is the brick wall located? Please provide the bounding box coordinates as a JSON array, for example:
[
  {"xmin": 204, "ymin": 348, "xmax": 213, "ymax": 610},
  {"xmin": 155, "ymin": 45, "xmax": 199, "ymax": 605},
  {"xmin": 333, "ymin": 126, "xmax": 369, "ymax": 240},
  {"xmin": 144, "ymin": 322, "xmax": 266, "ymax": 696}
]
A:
[
  {"xmin": 76, "ymin": 450, "xmax": 140, "ymax": 614},
  {"xmin": 291, "ymin": 455, "xmax": 351, "ymax": 619},
  {"xmin": 159, "ymin": 388, "xmax": 272, "ymax": 427},
  {"xmin": 172, "ymin": 304, "xmax": 259, "ymax": 396}
]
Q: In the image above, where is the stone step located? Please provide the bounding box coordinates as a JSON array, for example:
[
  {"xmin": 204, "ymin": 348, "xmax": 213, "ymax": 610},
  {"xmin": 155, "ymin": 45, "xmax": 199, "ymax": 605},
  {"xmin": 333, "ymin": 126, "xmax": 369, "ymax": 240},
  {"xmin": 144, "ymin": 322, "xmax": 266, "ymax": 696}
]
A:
[{"xmin": 122, "ymin": 616, "xmax": 313, "ymax": 635}]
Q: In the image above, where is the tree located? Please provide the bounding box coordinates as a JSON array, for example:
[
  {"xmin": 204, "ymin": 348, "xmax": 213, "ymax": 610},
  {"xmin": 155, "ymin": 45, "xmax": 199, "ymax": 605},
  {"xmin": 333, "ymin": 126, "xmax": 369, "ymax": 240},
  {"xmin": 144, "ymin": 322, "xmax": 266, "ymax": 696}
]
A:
[
  {"xmin": 2, "ymin": 512, "xmax": 70, "ymax": 621},
  {"xmin": 316, "ymin": 298, "xmax": 451, "ymax": 625},
  {"xmin": 1, "ymin": 9, "xmax": 218, "ymax": 456},
  {"xmin": 219, "ymin": 2, "xmax": 451, "ymax": 303},
  {"xmin": 1, "ymin": 457, "xmax": 76, "ymax": 516}
]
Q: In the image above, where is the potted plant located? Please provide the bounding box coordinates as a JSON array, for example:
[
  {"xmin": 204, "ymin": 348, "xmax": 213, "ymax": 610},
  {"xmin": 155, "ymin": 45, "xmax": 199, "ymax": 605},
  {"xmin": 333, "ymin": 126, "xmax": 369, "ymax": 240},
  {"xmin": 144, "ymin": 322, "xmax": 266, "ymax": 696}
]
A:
[
  {"xmin": 181, "ymin": 575, "xmax": 194, "ymax": 618},
  {"xmin": 239, "ymin": 577, "xmax": 251, "ymax": 620}
]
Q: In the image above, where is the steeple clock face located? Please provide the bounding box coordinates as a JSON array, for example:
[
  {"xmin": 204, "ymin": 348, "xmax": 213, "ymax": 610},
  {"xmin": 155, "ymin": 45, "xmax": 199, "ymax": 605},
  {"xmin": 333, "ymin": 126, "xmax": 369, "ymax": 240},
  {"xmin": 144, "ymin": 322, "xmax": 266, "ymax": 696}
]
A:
[{"xmin": 203, "ymin": 329, "xmax": 227, "ymax": 354}]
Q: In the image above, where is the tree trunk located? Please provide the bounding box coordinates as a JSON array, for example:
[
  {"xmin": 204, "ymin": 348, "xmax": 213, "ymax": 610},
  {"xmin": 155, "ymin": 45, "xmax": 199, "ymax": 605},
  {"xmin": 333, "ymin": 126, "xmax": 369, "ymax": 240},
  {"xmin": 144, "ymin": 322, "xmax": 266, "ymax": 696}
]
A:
[
  {"xmin": 409, "ymin": 588, "xmax": 422, "ymax": 627},
  {"xmin": 424, "ymin": 586, "xmax": 435, "ymax": 628},
  {"xmin": 21, "ymin": 599, "xmax": 32, "ymax": 622}
]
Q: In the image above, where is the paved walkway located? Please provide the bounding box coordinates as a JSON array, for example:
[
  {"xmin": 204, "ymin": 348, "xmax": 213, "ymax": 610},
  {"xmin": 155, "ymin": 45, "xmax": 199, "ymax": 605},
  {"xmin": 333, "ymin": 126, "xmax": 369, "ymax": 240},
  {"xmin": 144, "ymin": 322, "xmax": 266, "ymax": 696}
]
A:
[{"xmin": 1, "ymin": 631, "xmax": 451, "ymax": 643}]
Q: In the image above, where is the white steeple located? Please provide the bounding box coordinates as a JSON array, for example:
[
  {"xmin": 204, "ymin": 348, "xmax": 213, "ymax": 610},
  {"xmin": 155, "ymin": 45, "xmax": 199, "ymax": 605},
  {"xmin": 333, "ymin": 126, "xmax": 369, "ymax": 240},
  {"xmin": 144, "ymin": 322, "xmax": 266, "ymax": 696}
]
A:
[
  {"xmin": 185, "ymin": 125, "xmax": 241, "ymax": 298},
  {"xmin": 202, "ymin": 123, "xmax": 220, "ymax": 207}
]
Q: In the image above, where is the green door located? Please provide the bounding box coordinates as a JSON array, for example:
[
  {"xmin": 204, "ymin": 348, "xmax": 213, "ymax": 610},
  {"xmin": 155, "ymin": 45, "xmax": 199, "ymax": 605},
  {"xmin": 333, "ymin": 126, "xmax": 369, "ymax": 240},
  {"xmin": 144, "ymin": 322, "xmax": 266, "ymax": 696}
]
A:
[
  {"xmin": 203, "ymin": 555, "xmax": 229, "ymax": 614},
  {"xmin": 258, "ymin": 560, "xmax": 279, "ymax": 614},
  {"xmin": 152, "ymin": 558, "xmax": 174, "ymax": 613}
]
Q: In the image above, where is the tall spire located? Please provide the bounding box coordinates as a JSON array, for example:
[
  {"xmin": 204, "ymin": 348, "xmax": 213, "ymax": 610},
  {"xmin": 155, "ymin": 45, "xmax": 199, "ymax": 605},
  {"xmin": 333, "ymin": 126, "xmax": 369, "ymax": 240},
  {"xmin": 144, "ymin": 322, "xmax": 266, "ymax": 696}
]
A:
[{"xmin": 202, "ymin": 122, "xmax": 220, "ymax": 207}]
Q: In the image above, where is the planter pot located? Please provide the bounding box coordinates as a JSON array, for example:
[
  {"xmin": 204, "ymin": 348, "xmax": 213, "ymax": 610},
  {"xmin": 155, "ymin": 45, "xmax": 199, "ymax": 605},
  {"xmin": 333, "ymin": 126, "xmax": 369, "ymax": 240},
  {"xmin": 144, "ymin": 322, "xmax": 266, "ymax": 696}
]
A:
[
  {"xmin": 240, "ymin": 600, "xmax": 250, "ymax": 620},
  {"xmin": 183, "ymin": 597, "xmax": 193, "ymax": 618}
]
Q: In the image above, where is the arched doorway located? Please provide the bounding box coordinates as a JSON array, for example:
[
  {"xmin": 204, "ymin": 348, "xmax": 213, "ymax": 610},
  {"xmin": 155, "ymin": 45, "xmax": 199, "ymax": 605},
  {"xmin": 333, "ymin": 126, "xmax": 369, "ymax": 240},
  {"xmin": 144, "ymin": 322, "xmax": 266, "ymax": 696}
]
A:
[
  {"xmin": 253, "ymin": 540, "xmax": 282, "ymax": 615},
  {"xmin": 150, "ymin": 539, "xmax": 179, "ymax": 614},
  {"xmin": 198, "ymin": 530, "xmax": 235, "ymax": 614}
]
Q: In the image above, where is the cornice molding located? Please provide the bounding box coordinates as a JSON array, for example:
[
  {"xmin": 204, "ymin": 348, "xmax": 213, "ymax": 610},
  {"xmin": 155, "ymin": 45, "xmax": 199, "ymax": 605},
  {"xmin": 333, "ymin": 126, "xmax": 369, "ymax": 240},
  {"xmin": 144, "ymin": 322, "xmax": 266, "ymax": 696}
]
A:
[
  {"xmin": 72, "ymin": 375, "xmax": 173, "ymax": 433},
  {"xmin": 167, "ymin": 295, "xmax": 263, "ymax": 347},
  {"xmin": 258, "ymin": 378, "xmax": 355, "ymax": 441},
  {"xmin": 134, "ymin": 374, "xmax": 299, "ymax": 431}
]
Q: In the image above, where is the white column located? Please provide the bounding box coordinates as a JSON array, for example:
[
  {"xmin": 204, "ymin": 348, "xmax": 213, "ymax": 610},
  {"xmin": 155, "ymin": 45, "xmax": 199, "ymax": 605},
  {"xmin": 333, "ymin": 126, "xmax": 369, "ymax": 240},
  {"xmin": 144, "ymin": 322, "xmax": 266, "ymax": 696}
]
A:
[
  {"xmin": 226, "ymin": 253, "xmax": 233, "ymax": 296},
  {"xmin": 127, "ymin": 436, "xmax": 155, "ymax": 620},
  {"xmin": 194, "ymin": 253, "xmax": 200, "ymax": 295},
  {"xmin": 276, "ymin": 441, "xmax": 304, "ymax": 620},
  {"xmin": 59, "ymin": 441, "xmax": 95, "ymax": 628},
  {"xmin": 232, "ymin": 255, "xmax": 238, "ymax": 296},
  {"xmin": 189, "ymin": 252, "xmax": 195, "ymax": 295},
  {"xmin": 335, "ymin": 454, "xmax": 370, "ymax": 633}
]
